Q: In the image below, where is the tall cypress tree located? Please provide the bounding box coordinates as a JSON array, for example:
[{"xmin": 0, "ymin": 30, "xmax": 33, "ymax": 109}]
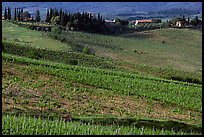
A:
[
  {"xmin": 45, "ymin": 9, "xmax": 50, "ymax": 23},
  {"xmin": 50, "ymin": 8, "xmax": 53, "ymax": 20},
  {"xmin": 14, "ymin": 8, "xmax": 17, "ymax": 20},
  {"xmin": 4, "ymin": 7, "xmax": 7, "ymax": 20},
  {"xmin": 20, "ymin": 8, "xmax": 24, "ymax": 21},
  {"xmin": 7, "ymin": 7, "xmax": 11, "ymax": 20},
  {"xmin": 53, "ymin": 8, "xmax": 59, "ymax": 16},
  {"xmin": 59, "ymin": 9, "xmax": 62, "ymax": 19},
  {"xmin": 17, "ymin": 9, "xmax": 21, "ymax": 21},
  {"xmin": 60, "ymin": 11, "xmax": 65, "ymax": 26},
  {"xmin": 35, "ymin": 10, "xmax": 41, "ymax": 22}
]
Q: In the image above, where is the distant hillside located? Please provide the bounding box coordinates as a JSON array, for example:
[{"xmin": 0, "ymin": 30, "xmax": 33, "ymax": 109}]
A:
[{"xmin": 2, "ymin": 2, "xmax": 202, "ymax": 19}]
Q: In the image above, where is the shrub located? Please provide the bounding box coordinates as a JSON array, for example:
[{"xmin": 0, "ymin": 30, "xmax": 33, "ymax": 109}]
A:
[
  {"xmin": 2, "ymin": 42, "xmax": 5, "ymax": 51},
  {"xmin": 60, "ymin": 37, "xmax": 66, "ymax": 43},
  {"xmin": 170, "ymin": 76, "xmax": 184, "ymax": 82},
  {"xmin": 27, "ymin": 51, "xmax": 42, "ymax": 60},
  {"xmin": 65, "ymin": 59, "xmax": 78, "ymax": 65},
  {"xmin": 82, "ymin": 45, "xmax": 92, "ymax": 55}
]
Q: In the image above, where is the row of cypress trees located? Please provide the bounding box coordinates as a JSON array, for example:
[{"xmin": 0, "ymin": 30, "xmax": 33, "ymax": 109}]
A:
[
  {"xmin": 45, "ymin": 8, "xmax": 106, "ymax": 33},
  {"xmin": 3, "ymin": 7, "xmax": 40, "ymax": 22}
]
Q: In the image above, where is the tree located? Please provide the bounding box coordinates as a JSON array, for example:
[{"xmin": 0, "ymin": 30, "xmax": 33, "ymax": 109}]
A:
[
  {"xmin": 66, "ymin": 22, "xmax": 73, "ymax": 30},
  {"xmin": 82, "ymin": 45, "xmax": 92, "ymax": 54},
  {"xmin": 53, "ymin": 8, "xmax": 59, "ymax": 17},
  {"xmin": 50, "ymin": 8, "xmax": 53, "ymax": 20},
  {"xmin": 73, "ymin": 19, "xmax": 80, "ymax": 28},
  {"xmin": 187, "ymin": 17, "xmax": 190, "ymax": 23},
  {"xmin": 152, "ymin": 19, "xmax": 162, "ymax": 23},
  {"xmin": 50, "ymin": 16, "xmax": 60, "ymax": 25},
  {"xmin": 14, "ymin": 8, "xmax": 17, "ymax": 20},
  {"xmin": 35, "ymin": 10, "xmax": 41, "ymax": 22},
  {"xmin": 182, "ymin": 16, "xmax": 186, "ymax": 22},
  {"xmin": 17, "ymin": 9, "xmax": 21, "ymax": 21},
  {"xmin": 115, "ymin": 18, "xmax": 128, "ymax": 26},
  {"xmin": 190, "ymin": 16, "xmax": 200, "ymax": 27},
  {"xmin": 23, "ymin": 11, "xmax": 31, "ymax": 19},
  {"xmin": 45, "ymin": 9, "xmax": 50, "ymax": 23},
  {"xmin": 51, "ymin": 26, "xmax": 62, "ymax": 34},
  {"xmin": 4, "ymin": 7, "xmax": 7, "ymax": 20},
  {"xmin": 7, "ymin": 7, "xmax": 11, "ymax": 20},
  {"xmin": 59, "ymin": 9, "xmax": 63, "ymax": 19},
  {"xmin": 60, "ymin": 11, "xmax": 66, "ymax": 26},
  {"xmin": 20, "ymin": 8, "xmax": 24, "ymax": 21}
]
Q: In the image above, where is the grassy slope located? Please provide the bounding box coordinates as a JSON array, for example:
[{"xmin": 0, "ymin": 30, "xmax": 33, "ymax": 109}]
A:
[
  {"xmin": 55, "ymin": 27, "xmax": 202, "ymax": 72},
  {"xmin": 2, "ymin": 21, "xmax": 202, "ymax": 82},
  {"xmin": 2, "ymin": 20, "xmax": 71, "ymax": 51},
  {"xmin": 2, "ymin": 20, "xmax": 202, "ymax": 134}
]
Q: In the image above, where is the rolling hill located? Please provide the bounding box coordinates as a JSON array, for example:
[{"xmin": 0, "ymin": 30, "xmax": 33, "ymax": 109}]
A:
[
  {"xmin": 2, "ymin": 2, "xmax": 202, "ymax": 19},
  {"xmin": 1, "ymin": 4, "xmax": 202, "ymax": 134}
]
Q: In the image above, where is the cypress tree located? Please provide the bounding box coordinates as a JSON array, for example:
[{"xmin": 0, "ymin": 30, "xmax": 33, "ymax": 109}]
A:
[
  {"xmin": 45, "ymin": 9, "xmax": 50, "ymax": 23},
  {"xmin": 14, "ymin": 8, "xmax": 17, "ymax": 20},
  {"xmin": 4, "ymin": 7, "xmax": 7, "ymax": 20},
  {"xmin": 17, "ymin": 9, "xmax": 21, "ymax": 21},
  {"xmin": 59, "ymin": 9, "xmax": 63, "ymax": 19},
  {"xmin": 20, "ymin": 8, "xmax": 24, "ymax": 21},
  {"xmin": 53, "ymin": 8, "xmax": 59, "ymax": 17},
  {"xmin": 97, "ymin": 13, "xmax": 100, "ymax": 20},
  {"xmin": 35, "ymin": 10, "xmax": 41, "ymax": 22},
  {"xmin": 60, "ymin": 11, "xmax": 65, "ymax": 26},
  {"xmin": 50, "ymin": 8, "xmax": 53, "ymax": 20},
  {"xmin": 7, "ymin": 7, "xmax": 11, "ymax": 20}
]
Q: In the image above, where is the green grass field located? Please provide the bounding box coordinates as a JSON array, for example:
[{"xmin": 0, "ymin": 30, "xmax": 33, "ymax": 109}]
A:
[
  {"xmin": 2, "ymin": 20, "xmax": 71, "ymax": 51},
  {"xmin": 2, "ymin": 20, "xmax": 202, "ymax": 135}
]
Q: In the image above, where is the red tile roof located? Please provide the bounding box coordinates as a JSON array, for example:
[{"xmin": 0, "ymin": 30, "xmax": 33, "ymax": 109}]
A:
[{"xmin": 137, "ymin": 19, "xmax": 152, "ymax": 23}]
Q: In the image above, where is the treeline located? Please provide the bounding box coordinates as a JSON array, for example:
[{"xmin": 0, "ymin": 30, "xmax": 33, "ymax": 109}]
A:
[
  {"xmin": 45, "ymin": 8, "xmax": 106, "ymax": 33},
  {"xmin": 3, "ymin": 7, "xmax": 38, "ymax": 22}
]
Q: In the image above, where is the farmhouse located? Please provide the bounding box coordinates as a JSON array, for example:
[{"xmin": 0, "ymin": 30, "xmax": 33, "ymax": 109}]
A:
[
  {"xmin": 16, "ymin": 17, "xmax": 33, "ymax": 22},
  {"xmin": 23, "ymin": 17, "xmax": 33, "ymax": 22},
  {"xmin": 105, "ymin": 19, "xmax": 115, "ymax": 25},
  {"xmin": 135, "ymin": 19, "xmax": 152, "ymax": 25},
  {"xmin": 175, "ymin": 20, "xmax": 186, "ymax": 27}
]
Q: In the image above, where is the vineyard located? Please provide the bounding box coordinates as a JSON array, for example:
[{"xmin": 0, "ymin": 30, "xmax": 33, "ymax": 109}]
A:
[
  {"xmin": 2, "ymin": 20, "xmax": 202, "ymax": 135},
  {"xmin": 2, "ymin": 114, "xmax": 201, "ymax": 135}
]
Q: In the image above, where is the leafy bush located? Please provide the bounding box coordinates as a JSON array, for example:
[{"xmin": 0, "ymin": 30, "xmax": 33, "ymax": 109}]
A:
[
  {"xmin": 170, "ymin": 76, "xmax": 201, "ymax": 84},
  {"xmin": 65, "ymin": 59, "xmax": 78, "ymax": 65},
  {"xmin": 82, "ymin": 46, "xmax": 94, "ymax": 55},
  {"xmin": 27, "ymin": 51, "xmax": 42, "ymax": 60},
  {"xmin": 51, "ymin": 26, "xmax": 62, "ymax": 34},
  {"xmin": 2, "ymin": 42, "xmax": 5, "ymax": 51}
]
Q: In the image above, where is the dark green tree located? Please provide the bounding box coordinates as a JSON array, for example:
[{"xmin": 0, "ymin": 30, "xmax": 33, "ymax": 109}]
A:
[
  {"xmin": 187, "ymin": 17, "xmax": 190, "ymax": 22},
  {"xmin": 35, "ymin": 10, "xmax": 41, "ymax": 22},
  {"xmin": 45, "ymin": 9, "xmax": 50, "ymax": 23},
  {"xmin": 7, "ymin": 7, "xmax": 11, "ymax": 20},
  {"xmin": 23, "ymin": 11, "xmax": 31, "ymax": 19},
  {"xmin": 50, "ymin": 8, "xmax": 53, "ymax": 21},
  {"xmin": 190, "ymin": 16, "xmax": 200, "ymax": 26},
  {"xmin": 53, "ymin": 8, "xmax": 59, "ymax": 17},
  {"xmin": 4, "ymin": 7, "xmax": 7, "ymax": 20},
  {"xmin": 59, "ymin": 9, "xmax": 63, "ymax": 19},
  {"xmin": 14, "ymin": 8, "xmax": 17, "ymax": 20},
  {"xmin": 20, "ymin": 8, "xmax": 24, "ymax": 21},
  {"xmin": 60, "ymin": 11, "xmax": 66, "ymax": 26},
  {"xmin": 17, "ymin": 9, "xmax": 21, "ymax": 21}
]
